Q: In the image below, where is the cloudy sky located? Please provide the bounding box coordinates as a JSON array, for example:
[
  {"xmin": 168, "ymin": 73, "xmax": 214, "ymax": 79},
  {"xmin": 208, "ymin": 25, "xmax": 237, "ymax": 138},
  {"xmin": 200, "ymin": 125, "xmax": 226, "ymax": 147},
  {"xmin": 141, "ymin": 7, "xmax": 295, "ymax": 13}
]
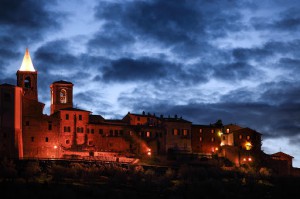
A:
[{"xmin": 1, "ymin": 0, "xmax": 300, "ymax": 166}]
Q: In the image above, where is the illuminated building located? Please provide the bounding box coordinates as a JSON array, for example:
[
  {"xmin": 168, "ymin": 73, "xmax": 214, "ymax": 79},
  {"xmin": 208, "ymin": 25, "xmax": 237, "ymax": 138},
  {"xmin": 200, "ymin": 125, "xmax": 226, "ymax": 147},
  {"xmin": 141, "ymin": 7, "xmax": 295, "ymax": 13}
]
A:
[{"xmin": 0, "ymin": 48, "xmax": 296, "ymax": 174}]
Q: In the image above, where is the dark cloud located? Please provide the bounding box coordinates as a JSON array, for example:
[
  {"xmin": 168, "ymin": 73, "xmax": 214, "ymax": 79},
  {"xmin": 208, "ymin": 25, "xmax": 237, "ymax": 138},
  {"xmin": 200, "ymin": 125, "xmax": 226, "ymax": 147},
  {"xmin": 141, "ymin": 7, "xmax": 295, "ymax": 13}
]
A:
[
  {"xmin": 252, "ymin": 7, "xmax": 300, "ymax": 31},
  {"xmin": 91, "ymin": 0, "xmax": 246, "ymax": 58},
  {"xmin": 213, "ymin": 62, "xmax": 262, "ymax": 82},
  {"xmin": 101, "ymin": 57, "xmax": 169, "ymax": 82}
]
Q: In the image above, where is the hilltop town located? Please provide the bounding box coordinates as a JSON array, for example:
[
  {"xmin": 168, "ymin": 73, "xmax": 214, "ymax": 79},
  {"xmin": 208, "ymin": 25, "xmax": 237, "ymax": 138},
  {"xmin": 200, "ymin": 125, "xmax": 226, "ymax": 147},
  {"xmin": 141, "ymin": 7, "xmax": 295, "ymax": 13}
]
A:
[{"xmin": 0, "ymin": 49, "xmax": 299, "ymax": 176}]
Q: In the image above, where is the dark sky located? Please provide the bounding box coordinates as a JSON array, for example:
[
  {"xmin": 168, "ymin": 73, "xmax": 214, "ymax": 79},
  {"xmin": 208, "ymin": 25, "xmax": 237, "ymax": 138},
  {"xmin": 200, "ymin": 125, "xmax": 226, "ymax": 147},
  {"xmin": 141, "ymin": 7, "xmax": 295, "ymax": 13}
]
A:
[{"xmin": 1, "ymin": 0, "xmax": 300, "ymax": 166}]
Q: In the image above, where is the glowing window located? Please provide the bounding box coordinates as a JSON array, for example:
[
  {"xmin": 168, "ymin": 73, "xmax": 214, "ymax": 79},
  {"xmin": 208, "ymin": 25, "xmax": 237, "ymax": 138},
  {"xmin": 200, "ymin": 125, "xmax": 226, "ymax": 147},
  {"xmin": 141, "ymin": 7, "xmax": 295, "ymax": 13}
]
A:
[
  {"xmin": 24, "ymin": 76, "xmax": 31, "ymax": 88},
  {"xmin": 226, "ymin": 128, "xmax": 230, "ymax": 133},
  {"xmin": 183, "ymin": 129, "xmax": 188, "ymax": 136},
  {"xmin": 200, "ymin": 137, "xmax": 202, "ymax": 142},
  {"xmin": 239, "ymin": 135, "xmax": 242, "ymax": 139},
  {"xmin": 173, "ymin": 129, "xmax": 178, "ymax": 135},
  {"xmin": 199, "ymin": 129, "xmax": 202, "ymax": 133},
  {"xmin": 79, "ymin": 115, "xmax": 82, "ymax": 120},
  {"xmin": 247, "ymin": 135, "xmax": 250, "ymax": 140},
  {"xmin": 60, "ymin": 89, "xmax": 67, "ymax": 103},
  {"xmin": 211, "ymin": 129, "xmax": 214, "ymax": 134},
  {"xmin": 146, "ymin": 131, "xmax": 151, "ymax": 137},
  {"xmin": 211, "ymin": 137, "xmax": 215, "ymax": 142},
  {"xmin": 66, "ymin": 114, "xmax": 69, "ymax": 120},
  {"xmin": 31, "ymin": 137, "xmax": 34, "ymax": 142}
]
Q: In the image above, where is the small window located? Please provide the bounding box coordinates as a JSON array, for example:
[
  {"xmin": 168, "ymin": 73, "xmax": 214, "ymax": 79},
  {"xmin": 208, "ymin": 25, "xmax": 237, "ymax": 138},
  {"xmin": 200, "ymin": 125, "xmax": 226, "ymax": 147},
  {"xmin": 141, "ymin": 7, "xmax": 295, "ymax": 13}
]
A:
[
  {"xmin": 146, "ymin": 131, "xmax": 151, "ymax": 138},
  {"xmin": 24, "ymin": 76, "xmax": 31, "ymax": 88},
  {"xmin": 173, "ymin": 129, "xmax": 178, "ymax": 136},
  {"xmin": 60, "ymin": 89, "xmax": 67, "ymax": 104},
  {"xmin": 66, "ymin": 140, "xmax": 70, "ymax": 144},
  {"xmin": 31, "ymin": 137, "xmax": 34, "ymax": 142},
  {"xmin": 110, "ymin": 130, "xmax": 113, "ymax": 136},
  {"xmin": 91, "ymin": 129, "xmax": 94, "ymax": 134},
  {"xmin": 199, "ymin": 129, "xmax": 202, "ymax": 133},
  {"xmin": 48, "ymin": 122, "xmax": 52, "ymax": 131},
  {"xmin": 130, "ymin": 131, "xmax": 133, "ymax": 136},
  {"xmin": 66, "ymin": 114, "xmax": 69, "ymax": 120},
  {"xmin": 200, "ymin": 137, "xmax": 202, "ymax": 142},
  {"xmin": 239, "ymin": 135, "xmax": 242, "ymax": 139},
  {"xmin": 79, "ymin": 115, "xmax": 82, "ymax": 120},
  {"xmin": 99, "ymin": 129, "xmax": 103, "ymax": 135},
  {"xmin": 45, "ymin": 137, "xmax": 49, "ymax": 142},
  {"xmin": 211, "ymin": 137, "xmax": 215, "ymax": 142},
  {"xmin": 183, "ymin": 129, "xmax": 188, "ymax": 136},
  {"xmin": 226, "ymin": 128, "xmax": 230, "ymax": 133},
  {"xmin": 114, "ymin": 130, "xmax": 118, "ymax": 136},
  {"xmin": 26, "ymin": 121, "xmax": 30, "ymax": 126},
  {"xmin": 77, "ymin": 127, "xmax": 80, "ymax": 132},
  {"xmin": 211, "ymin": 129, "xmax": 214, "ymax": 134},
  {"xmin": 68, "ymin": 127, "xmax": 71, "ymax": 132},
  {"xmin": 247, "ymin": 135, "xmax": 250, "ymax": 140},
  {"xmin": 88, "ymin": 141, "xmax": 93, "ymax": 146}
]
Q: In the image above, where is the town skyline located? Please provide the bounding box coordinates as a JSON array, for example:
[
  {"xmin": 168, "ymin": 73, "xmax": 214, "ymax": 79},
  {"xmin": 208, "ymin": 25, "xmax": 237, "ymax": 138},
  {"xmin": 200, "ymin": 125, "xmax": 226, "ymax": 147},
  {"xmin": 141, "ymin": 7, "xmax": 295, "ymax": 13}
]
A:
[{"xmin": 0, "ymin": 0, "xmax": 300, "ymax": 166}]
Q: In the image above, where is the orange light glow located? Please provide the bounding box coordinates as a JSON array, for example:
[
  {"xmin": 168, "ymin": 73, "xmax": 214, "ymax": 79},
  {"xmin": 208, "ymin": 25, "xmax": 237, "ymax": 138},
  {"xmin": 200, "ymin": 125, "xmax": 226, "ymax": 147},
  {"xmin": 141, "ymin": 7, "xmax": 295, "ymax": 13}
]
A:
[
  {"xmin": 245, "ymin": 142, "xmax": 252, "ymax": 150},
  {"xmin": 215, "ymin": 147, "xmax": 219, "ymax": 151},
  {"xmin": 147, "ymin": 148, "xmax": 151, "ymax": 156},
  {"xmin": 248, "ymin": 157, "xmax": 252, "ymax": 161},
  {"xmin": 54, "ymin": 145, "xmax": 57, "ymax": 149},
  {"xmin": 243, "ymin": 158, "xmax": 246, "ymax": 161}
]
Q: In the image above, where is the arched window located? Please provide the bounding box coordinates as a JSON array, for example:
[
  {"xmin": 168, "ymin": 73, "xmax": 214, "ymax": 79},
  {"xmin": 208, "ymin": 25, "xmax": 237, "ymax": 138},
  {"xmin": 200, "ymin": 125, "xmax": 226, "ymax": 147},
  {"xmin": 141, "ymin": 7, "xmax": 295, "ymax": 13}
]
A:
[
  {"xmin": 60, "ymin": 89, "xmax": 67, "ymax": 103},
  {"xmin": 24, "ymin": 76, "xmax": 31, "ymax": 88}
]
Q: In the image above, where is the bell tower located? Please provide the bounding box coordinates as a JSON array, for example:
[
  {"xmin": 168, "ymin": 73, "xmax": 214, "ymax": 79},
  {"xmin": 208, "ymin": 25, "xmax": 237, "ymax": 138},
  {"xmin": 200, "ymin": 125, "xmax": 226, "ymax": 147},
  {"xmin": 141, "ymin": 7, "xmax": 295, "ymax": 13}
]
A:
[
  {"xmin": 50, "ymin": 80, "xmax": 73, "ymax": 114},
  {"xmin": 16, "ymin": 48, "xmax": 38, "ymax": 101}
]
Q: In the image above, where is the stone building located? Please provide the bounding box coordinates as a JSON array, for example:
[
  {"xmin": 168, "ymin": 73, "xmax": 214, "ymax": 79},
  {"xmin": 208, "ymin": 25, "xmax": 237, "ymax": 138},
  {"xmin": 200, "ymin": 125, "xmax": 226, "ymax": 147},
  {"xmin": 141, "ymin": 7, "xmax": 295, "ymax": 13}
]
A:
[{"xmin": 0, "ymin": 49, "xmax": 296, "ymax": 174}]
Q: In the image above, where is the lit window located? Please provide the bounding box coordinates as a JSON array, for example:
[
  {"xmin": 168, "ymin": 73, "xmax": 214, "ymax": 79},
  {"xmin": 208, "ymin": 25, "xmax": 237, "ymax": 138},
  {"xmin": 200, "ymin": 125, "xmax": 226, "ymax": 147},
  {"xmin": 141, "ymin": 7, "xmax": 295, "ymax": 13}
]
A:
[
  {"xmin": 146, "ymin": 131, "xmax": 151, "ymax": 138},
  {"xmin": 239, "ymin": 135, "xmax": 242, "ymax": 139},
  {"xmin": 211, "ymin": 137, "xmax": 215, "ymax": 142},
  {"xmin": 173, "ymin": 129, "xmax": 178, "ymax": 136},
  {"xmin": 247, "ymin": 135, "xmax": 250, "ymax": 140},
  {"xmin": 183, "ymin": 129, "xmax": 188, "ymax": 136},
  {"xmin": 211, "ymin": 129, "xmax": 214, "ymax": 134},
  {"xmin": 200, "ymin": 137, "xmax": 202, "ymax": 142},
  {"xmin": 199, "ymin": 129, "xmax": 202, "ymax": 133},
  {"xmin": 60, "ymin": 89, "xmax": 67, "ymax": 104},
  {"xmin": 226, "ymin": 128, "xmax": 230, "ymax": 133}
]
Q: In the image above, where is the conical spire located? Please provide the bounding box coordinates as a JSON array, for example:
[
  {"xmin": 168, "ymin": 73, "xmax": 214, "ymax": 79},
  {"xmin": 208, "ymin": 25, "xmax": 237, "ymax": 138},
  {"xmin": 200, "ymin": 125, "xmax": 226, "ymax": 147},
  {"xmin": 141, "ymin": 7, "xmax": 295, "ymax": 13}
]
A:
[{"xmin": 19, "ymin": 48, "xmax": 35, "ymax": 72}]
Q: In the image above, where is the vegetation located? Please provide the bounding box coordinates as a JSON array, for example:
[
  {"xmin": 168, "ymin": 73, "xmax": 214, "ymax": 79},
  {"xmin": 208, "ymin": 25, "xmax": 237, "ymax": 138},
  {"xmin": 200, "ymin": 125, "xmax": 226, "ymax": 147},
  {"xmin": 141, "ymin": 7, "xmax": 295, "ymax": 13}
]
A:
[{"xmin": 0, "ymin": 158, "xmax": 300, "ymax": 198}]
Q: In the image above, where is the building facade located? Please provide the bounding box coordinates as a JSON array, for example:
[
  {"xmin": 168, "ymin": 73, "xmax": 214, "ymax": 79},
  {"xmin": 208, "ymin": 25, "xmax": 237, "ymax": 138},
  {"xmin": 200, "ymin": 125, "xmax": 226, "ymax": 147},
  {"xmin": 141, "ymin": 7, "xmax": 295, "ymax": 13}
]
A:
[{"xmin": 0, "ymin": 49, "xmax": 294, "ymax": 172}]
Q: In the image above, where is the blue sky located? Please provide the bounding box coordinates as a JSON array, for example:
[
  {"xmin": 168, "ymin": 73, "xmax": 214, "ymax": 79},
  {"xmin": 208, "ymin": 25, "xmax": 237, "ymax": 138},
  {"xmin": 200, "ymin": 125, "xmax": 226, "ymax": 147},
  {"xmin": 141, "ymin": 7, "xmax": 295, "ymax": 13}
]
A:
[{"xmin": 1, "ymin": 0, "xmax": 300, "ymax": 167}]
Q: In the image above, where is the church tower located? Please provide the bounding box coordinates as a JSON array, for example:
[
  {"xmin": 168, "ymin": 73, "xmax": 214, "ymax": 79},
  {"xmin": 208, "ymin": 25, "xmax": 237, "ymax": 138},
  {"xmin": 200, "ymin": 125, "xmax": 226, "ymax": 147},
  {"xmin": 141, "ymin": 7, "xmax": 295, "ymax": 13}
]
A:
[
  {"xmin": 50, "ymin": 80, "xmax": 73, "ymax": 114},
  {"xmin": 16, "ymin": 48, "xmax": 38, "ymax": 101}
]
